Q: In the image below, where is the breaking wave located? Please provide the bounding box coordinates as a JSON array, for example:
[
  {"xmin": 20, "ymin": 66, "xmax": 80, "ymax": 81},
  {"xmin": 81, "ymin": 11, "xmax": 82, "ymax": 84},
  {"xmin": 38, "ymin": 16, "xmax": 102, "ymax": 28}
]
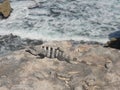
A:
[{"xmin": 0, "ymin": 0, "xmax": 120, "ymax": 43}]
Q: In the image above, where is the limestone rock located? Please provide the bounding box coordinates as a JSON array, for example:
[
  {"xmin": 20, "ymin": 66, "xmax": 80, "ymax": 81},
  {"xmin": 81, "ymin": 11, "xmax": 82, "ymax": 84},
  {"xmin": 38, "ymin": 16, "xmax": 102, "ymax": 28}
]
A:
[{"xmin": 0, "ymin": 38, "xmax": 120, "ymax": 90}]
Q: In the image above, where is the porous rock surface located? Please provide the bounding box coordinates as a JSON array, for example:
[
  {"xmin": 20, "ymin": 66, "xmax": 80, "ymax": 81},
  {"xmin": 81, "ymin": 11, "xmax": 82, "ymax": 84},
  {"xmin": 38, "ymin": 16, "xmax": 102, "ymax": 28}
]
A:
[{"xmin": 0, "ymin": 37, "xmax": 120, "ymax": 90}]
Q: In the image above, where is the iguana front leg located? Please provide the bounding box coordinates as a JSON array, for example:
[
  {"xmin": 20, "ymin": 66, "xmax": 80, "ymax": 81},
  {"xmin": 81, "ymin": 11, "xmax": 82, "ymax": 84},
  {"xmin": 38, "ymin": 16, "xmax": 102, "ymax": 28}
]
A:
[{"xmin": 25, "ymin": 47, "xmax": 45, "ymax": 59}]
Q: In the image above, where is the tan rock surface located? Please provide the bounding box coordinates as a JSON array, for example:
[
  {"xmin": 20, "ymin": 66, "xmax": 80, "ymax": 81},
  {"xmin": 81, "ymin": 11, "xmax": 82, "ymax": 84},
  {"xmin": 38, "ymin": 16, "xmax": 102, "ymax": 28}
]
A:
[{"xmin": 0, "ymin": 41, "xmax": 120, "ymax": 90}]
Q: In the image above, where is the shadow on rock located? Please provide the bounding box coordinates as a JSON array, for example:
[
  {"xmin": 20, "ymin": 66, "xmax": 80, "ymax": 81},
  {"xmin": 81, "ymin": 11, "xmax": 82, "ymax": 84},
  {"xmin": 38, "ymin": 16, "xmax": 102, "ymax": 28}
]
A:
[{"xmin": 104, "ymin": 30, "xmax": 120, "ymax": 49}]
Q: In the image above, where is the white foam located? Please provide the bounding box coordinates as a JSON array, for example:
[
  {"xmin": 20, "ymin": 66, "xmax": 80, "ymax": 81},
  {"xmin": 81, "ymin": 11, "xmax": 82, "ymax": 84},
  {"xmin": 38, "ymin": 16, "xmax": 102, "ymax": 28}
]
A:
[{"xmin": 0, "ymin": 0, "xmax": 119, "ymax": 43}]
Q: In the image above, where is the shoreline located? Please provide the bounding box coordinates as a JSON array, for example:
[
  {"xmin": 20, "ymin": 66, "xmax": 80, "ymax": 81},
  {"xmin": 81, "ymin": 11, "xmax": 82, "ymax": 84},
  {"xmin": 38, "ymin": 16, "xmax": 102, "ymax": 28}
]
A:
[
  {"xmin": 0, "ymin": 33, "xmax": 119, "ymax": 90},
  {"xmin": 0, "ymin": 31, "xmax": 109, "ymax": 43},
  {"xmin": 0, "ymin": 33, "xmax": 105, "ymax": 55}
]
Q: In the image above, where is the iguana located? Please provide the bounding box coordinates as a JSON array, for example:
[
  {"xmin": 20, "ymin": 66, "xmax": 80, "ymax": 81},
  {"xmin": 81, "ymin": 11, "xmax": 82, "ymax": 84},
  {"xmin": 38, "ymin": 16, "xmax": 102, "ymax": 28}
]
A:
[{"xmin": 25, "ymin": 45, "xmax": 75, "ymax": 63}]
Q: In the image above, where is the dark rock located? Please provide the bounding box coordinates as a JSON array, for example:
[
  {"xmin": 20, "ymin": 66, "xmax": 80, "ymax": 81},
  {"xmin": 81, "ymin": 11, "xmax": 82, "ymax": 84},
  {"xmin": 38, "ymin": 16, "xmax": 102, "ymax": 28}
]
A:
[
  {"xmin": 106, "ymin": 30, "xmax": 120, "ymax": 49},
  {"xmin": 0, "ymin": 34, "xmax": 43, "ymax": 55},
  {"xmin": 104, "ymin": 38, "xmax": 120, "ymax": 49},
  {"xmin": 23, "ymin": 38, "xmax": 43, "ymax": 46}
]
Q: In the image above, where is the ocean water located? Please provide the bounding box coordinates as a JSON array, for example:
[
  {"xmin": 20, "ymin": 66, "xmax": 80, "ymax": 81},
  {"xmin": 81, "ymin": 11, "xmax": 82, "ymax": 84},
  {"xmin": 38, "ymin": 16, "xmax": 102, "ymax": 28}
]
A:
[{"xmin": 0, "ymin": 0, "xmax": 120, "ymax": 43}]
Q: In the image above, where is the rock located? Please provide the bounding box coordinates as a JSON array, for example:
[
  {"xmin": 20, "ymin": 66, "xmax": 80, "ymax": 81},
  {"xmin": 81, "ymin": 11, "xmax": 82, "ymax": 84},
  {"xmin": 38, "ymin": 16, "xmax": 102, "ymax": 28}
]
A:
[
  {"xmin": 74, "ymin": 86, "xmax": 82, "ymax": 90},
  {"xmin": 23, "ymin": 38, "xmax": 43, "ymax": 46},
  {"xmin": 0, "ymin": 86, "xmax": 8, "ymax": 90},
  {"xmin": 104, "ymin": 37, "xmax": 120, "ymax": 49},
  {"xmin": 0, "ymin": 34, "xmax": 43, "ymax": 55},
  {"xmin": 0, "ymin": 35, "xmax": 120, "ymax": 90}
]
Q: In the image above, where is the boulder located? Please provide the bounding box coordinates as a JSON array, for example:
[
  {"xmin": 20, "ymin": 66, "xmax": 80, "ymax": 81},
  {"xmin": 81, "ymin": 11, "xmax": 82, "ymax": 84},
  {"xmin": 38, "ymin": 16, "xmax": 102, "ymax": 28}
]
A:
[{"xmin": 104, "ymin": 38, "xmax": 120, "ymax": 49}]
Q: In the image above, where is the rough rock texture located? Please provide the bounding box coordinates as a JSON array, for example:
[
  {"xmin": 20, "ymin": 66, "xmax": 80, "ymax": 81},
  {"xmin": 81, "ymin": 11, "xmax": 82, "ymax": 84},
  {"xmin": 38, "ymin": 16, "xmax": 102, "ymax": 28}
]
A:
[
  {"xmin": 104, "ymin": 37, "xmax": 120, "ymax": 49},
  {"xmin": 0, "ymin": 34, "xmax": 43, "ymax": 55},
  {"xmin": 0, "ymin": 38, "xmax": 120, "ymax": 90}
]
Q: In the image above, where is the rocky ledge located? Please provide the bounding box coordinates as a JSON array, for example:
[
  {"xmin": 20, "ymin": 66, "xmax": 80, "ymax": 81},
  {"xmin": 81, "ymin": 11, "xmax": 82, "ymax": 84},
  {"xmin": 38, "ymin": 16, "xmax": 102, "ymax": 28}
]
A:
[
  {"xmin": 0, "ymin": 34, "xmax": 120, "ymax": 90},
  {"xmin": 0, "ymin": 34, "xmax": 43, "ymax": 55}
]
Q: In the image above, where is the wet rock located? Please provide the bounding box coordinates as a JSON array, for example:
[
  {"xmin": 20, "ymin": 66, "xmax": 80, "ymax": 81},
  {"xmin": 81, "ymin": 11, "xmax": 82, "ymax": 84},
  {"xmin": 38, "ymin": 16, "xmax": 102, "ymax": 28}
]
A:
[
  {"xmin": 104, "ymin": 38, "xmax": 120, "ymax": 49},
  {"xmin": 0, "ymin": 34, "xmax": 43, "ymax": 55},
  {"xmin": 23, "ymin": 38, "xmax": 43, "ymax": 46}
]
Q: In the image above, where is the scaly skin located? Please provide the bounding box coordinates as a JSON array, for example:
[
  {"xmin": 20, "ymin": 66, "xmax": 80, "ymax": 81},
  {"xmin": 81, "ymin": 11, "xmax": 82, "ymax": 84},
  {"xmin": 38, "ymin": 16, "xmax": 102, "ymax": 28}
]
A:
[{"xmin": 25, "ymin": 45, "xmax": 73, "ymax": 63}]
